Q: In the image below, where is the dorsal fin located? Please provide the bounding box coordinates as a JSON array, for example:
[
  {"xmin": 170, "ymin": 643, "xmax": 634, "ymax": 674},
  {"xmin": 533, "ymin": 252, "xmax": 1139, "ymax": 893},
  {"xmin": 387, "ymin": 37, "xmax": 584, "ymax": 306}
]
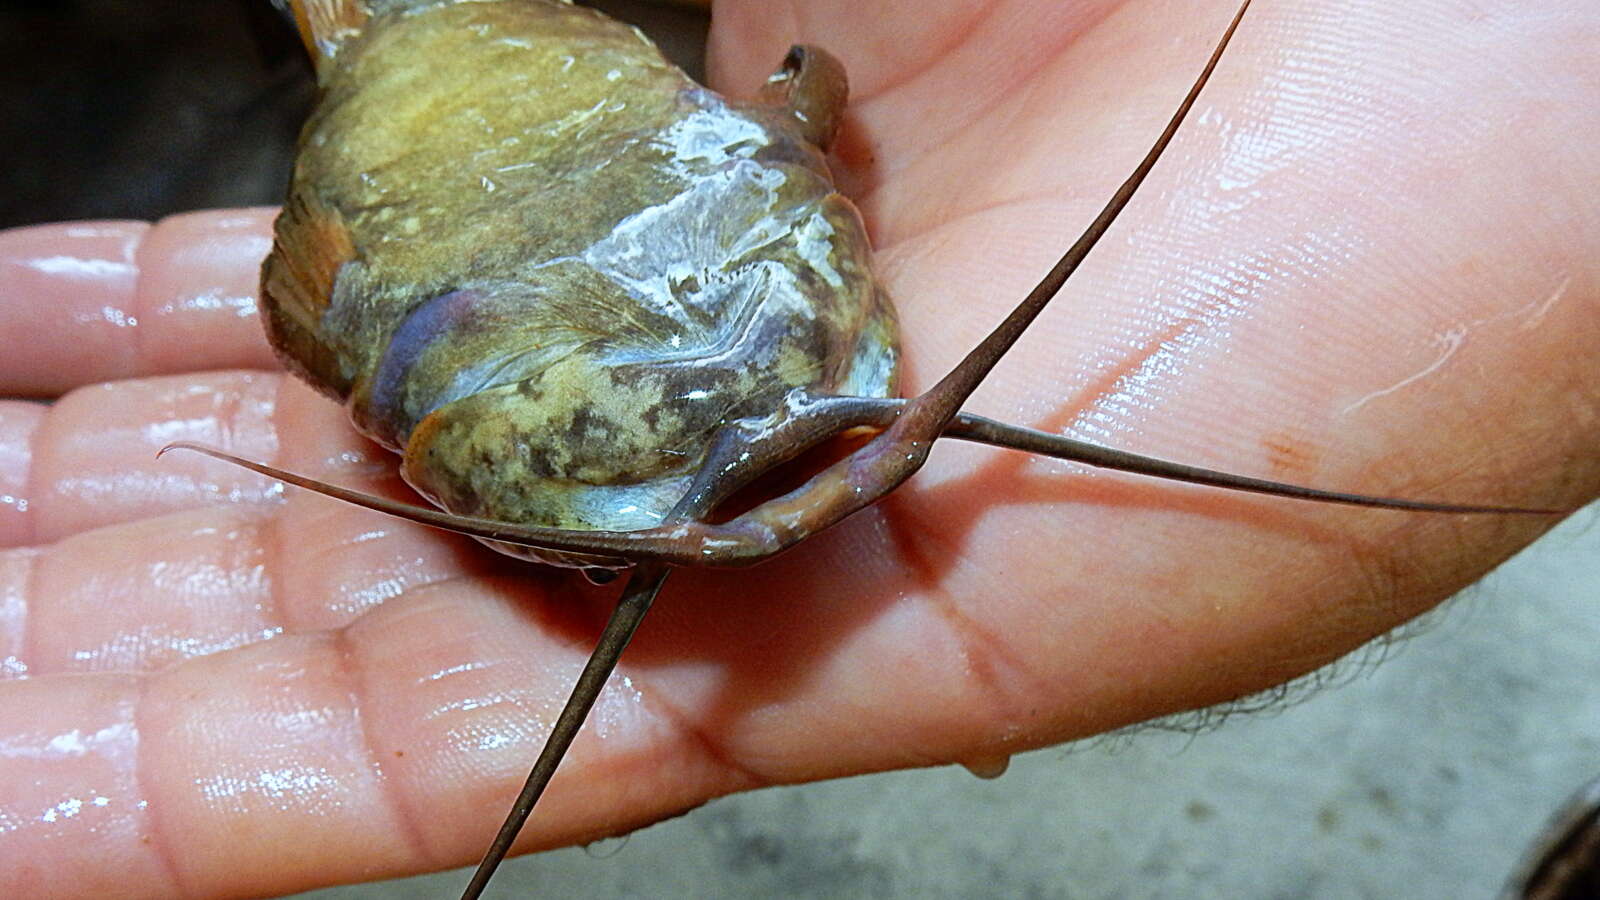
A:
[{"xmin": 289, "ymin": 0, "xmax": 372, "ymax": 77}]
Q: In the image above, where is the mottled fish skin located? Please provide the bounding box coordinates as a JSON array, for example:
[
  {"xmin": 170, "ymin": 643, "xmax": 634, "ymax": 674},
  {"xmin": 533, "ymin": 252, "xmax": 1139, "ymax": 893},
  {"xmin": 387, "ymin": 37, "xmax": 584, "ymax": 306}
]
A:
[{"xmin": 262, "ymin": 0, "xmax": 898, "ymax": 563}]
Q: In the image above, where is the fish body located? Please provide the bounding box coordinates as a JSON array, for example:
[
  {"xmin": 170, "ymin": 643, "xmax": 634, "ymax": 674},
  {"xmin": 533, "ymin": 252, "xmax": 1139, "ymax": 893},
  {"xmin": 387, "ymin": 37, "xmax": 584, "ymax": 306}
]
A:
[{"xmin": 264, "ymin": 0, "xmax": 897, "ymax": 564}]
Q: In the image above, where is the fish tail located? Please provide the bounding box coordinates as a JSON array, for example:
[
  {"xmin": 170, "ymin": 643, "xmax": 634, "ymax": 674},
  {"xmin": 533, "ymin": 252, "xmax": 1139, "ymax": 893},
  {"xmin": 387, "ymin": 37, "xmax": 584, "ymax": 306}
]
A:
[{"xmin": 287, "ymin": 0, "xmax": 372, "ymax": 75}]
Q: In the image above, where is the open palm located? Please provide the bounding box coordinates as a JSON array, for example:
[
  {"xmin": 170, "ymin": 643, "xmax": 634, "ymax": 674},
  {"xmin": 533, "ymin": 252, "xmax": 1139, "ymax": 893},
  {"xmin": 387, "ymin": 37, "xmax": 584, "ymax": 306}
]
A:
[{"xmin": 2, "ymin": 1, "xmax": 1595, "ymax": 896}]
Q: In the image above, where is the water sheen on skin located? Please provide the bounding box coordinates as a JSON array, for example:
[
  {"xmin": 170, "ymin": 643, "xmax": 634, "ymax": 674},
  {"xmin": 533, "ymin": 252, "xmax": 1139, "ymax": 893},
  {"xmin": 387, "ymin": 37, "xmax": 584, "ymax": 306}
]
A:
[{"xmin": 262, "ymin": 0, "xmax": 898, "ymax": 566}]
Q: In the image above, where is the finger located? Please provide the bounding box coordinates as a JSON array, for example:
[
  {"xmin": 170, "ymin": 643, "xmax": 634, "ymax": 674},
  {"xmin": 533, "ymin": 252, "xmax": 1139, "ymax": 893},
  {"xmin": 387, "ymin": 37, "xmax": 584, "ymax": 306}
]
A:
[
  {"xmin": 0, "ymin": 575, "xmax": 752, "ymax": 898},
  {"xmin": 3, "ymin": 498, "xmax": 483, "ymax": 679},
  {"xmin": 0, "ymin": 671, "xmax": 177, "ymax": 897},
  {"xmin": 23, "ymin": 371, "xmax": 283, "ymax": 544},
  {"xmin": 2, "ymin": 506, "xmax": 277, "ymax": 680},
  {"xmin": 0, "ymin": 210, "xmax": 279, "ymax": 397},
  {"xmin": 0, "ymin": 643, "xmax": 422, "ymax": 899},
  {"xmin": 5, "ymin": 377, "xmax": 499, "ymax": 677},
  {"xmin": 0, "ymin": 401, "xmax": 45, "ymax": 546},
  {"xmin": 17, "ymin": 371, "xmax": 394, "ymax": 545}
]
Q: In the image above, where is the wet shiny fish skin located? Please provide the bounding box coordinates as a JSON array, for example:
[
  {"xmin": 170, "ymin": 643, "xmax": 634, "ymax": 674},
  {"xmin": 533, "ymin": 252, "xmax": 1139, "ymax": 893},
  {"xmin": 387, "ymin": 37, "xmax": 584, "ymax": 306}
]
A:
[{"xmin": 263, "ymin": 0, "xmax": 897, "ymax": 565}]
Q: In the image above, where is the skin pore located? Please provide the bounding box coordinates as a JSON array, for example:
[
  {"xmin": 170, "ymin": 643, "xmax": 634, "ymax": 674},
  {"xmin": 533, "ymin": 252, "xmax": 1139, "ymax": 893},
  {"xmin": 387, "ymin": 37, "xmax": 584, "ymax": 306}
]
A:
[{"xmin": 0, "ymin": 1, "xmax": 1595, "ymax": 896}]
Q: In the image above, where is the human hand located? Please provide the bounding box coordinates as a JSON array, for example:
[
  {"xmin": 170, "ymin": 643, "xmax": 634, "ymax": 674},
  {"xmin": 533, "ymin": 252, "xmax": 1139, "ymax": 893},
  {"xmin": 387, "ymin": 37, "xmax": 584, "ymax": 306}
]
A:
[{"xmin": 3, "ymin": 1, "xmax": 1596, "ymax": 896}]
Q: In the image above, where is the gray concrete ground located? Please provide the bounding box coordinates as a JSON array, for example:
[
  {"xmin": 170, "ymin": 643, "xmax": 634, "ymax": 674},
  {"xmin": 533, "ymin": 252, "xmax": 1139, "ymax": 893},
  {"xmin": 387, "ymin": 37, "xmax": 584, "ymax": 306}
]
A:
[{"xmin": 302, "ymin": 504, "xmax": 1599, "ymax": 899}]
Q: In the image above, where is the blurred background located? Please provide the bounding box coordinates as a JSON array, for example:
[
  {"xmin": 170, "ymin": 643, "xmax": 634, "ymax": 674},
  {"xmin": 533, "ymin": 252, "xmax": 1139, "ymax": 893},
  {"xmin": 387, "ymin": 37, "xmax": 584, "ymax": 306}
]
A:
[
  {"xmin": 0, "ymin": 0, "xmax": 706, "ymax": 228},
  {"xmin": 4, "ymin": 2, "xmax": 1596, "ymax": 897}
]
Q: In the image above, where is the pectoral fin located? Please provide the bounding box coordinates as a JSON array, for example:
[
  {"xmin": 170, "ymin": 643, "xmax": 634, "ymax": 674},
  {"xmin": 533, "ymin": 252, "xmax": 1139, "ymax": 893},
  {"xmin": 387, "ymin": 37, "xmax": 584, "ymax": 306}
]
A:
[{"xmin": 261, "ymin": 187, "xmax": 358, "ymax": 399}]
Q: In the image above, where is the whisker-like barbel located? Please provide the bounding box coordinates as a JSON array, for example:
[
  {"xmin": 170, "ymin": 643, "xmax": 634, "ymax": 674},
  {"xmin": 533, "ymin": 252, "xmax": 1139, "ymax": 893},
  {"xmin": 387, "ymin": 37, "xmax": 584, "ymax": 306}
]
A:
[{"xmin": 161, "ymin": 417, "xmax": 1559, "ymax": 564}]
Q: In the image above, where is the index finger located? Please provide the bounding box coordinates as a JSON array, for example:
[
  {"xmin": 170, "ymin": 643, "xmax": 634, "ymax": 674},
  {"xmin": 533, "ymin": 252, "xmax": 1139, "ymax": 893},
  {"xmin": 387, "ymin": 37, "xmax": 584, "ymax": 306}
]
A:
[{"xmin": 0, "ymin": 210, "xmax": 281, "ymax": 397}]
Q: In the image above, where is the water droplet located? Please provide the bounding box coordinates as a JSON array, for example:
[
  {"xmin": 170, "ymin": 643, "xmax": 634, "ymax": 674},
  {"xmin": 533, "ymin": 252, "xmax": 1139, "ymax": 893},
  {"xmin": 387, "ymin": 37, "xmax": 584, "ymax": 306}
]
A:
[{"xmin": 959, "ymin": 755, "xmax": 1011, "ymax": 780}]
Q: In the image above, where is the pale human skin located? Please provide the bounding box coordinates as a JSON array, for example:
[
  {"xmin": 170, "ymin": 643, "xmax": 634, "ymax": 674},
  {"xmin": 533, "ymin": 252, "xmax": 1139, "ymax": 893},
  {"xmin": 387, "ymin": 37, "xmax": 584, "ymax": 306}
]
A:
[{"xmin": 1, "ymin": 1, "xmax": 1596, "ymax": 896}]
